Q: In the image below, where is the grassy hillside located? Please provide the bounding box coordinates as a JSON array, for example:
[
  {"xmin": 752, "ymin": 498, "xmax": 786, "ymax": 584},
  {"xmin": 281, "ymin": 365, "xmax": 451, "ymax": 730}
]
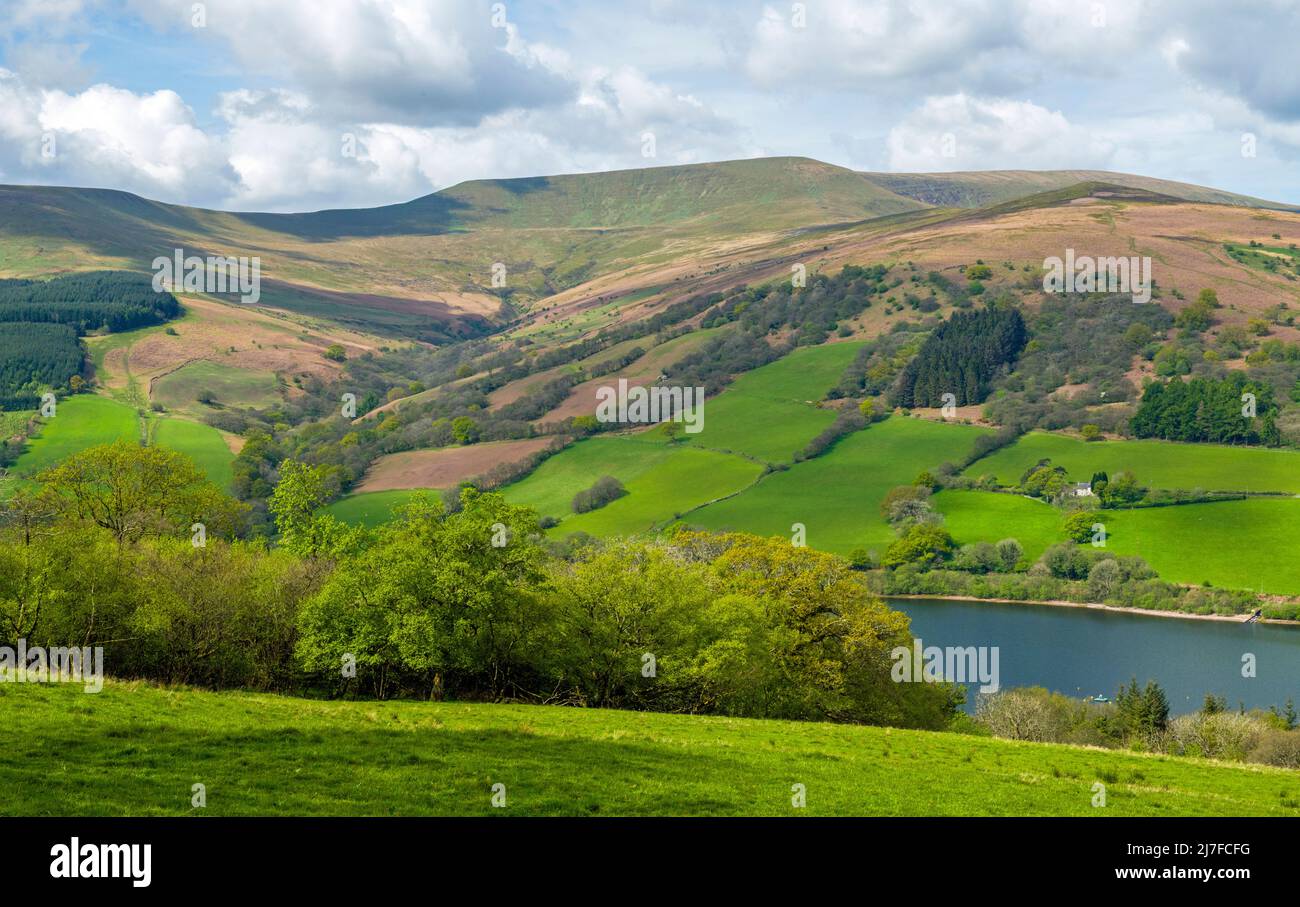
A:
[
  {"xmin": 928, "ymin": 489, "xmax": 1300, "ymax": 595},
  {"xmin": 152, "ymin": 418, "xmax": 235, "ymax": 490},
  {"xmin": 690, "ymin": 417, "xmax": 989, "ymax": 555},
  {"xmin": 6, "ymin": 158, "xmax": 1293, "ymax": 347},
  {"xmin": 968, "ymin": 431, "xmax": 1300, "ymax": 493},
  {"xmin": 3, "ymin": 681, "xmax": 1295, "ymax": 817},
  {"xmin": 865, "ymin": 169, "xmax": 1300, "ymax": 212},
  {"xmin": 680, "ymin": 342, "xmax": 863, "ymax": 464},
  {"xmin": 7, "ymin": 395, "xmax": 139, "ymax": 478}
]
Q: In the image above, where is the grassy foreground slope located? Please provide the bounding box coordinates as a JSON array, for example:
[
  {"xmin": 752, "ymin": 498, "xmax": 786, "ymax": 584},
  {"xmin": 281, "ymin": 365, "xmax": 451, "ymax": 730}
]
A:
[{"xmin": 2, "ymin": 682, "xmax": 1295, "ymax": 817}]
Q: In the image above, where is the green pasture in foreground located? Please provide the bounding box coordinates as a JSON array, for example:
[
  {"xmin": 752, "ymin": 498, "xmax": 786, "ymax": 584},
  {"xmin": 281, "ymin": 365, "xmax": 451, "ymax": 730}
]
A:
[
  {"xmin": 2, "ymin": 681, "xmax": 1295, "ymax": 817},
  {"xmin": 689, "ymin": 417, "xmax": 989, "ymax": 555},
  {"xmin": 967, "ymin": 430, "xmax": 1300, "ymax": 493}
]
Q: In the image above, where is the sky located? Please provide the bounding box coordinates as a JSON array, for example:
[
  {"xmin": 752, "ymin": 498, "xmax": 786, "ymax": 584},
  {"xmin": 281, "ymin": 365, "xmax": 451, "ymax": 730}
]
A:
[{"xmin": 1, "ymin": 0, "xmax": 1297, "ymax": 212}]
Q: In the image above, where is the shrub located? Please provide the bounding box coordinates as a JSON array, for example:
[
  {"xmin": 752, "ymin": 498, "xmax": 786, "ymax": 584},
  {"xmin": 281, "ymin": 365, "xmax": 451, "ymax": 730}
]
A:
[{"xmin": 572, "ymin": 475, "xmax": 627, "ymax": 514}]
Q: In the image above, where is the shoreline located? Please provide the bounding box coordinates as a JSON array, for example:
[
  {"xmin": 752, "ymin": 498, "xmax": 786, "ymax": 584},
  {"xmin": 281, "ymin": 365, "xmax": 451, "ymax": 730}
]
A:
[{"xmin": 886, "ymin": 593, "xmax": 1300, "ymax": 626}]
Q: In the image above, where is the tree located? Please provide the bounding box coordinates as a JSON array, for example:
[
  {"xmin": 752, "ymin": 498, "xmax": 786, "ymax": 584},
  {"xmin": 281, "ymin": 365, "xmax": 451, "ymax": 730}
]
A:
[
  {"xmin": 296, "ymin": 489, "xmax": 548, "ymax": 699},
  {"xmin": 323, "ymin": 343, "xmax": 347, "ymax": 362},
  {"xmin": 1100, "ymin": 471, "xmax": 1144, "ymax": 506},
  {"xmin": 269, "ymin": 460, "xmax": 357, "ymax": 559},
  {"xmin": 883, "ymin": 523, "xmax": 955, "ymax": 567},
  {"xmin": 1063, "ymin": 510, "xmax": 1098, "ymax": 544},
  {"xmin": 1115, "ymin": 677, "xmax": 1170, "ymax": 742},
  {"xmin": 38, "ymin": 441, "xmax": 243, "ymax": 545},
  {"xmin": 1123, "ymin": 322, "xmax": 1154, "ymax": 347},
  {"xmin": 880, "ymin": 485, "xmax": 929, "ymax": 520},
  {"xmin": 451, "ymin": 415, "xmax": 480, "ymax": 445},
  {"xmin": 995, "ymin": 538, "xmax": 1023, "ymax": 572},
  {"xmin": 1086, "ymin": 558, "xmax": 1122, "ymax": 600}
]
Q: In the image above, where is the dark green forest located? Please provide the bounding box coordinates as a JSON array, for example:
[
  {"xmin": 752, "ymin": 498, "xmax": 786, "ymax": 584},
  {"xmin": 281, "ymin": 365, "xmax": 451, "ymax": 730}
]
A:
[
  {"xmin": 0, "ymin": 271, "xmax": 180, "ymax": 332},
  {"xmin": 892, "ymin": 305, "xmax": 1027, "ymax": 407},
  {"xmin": 1130, "ymin": 373, "xmax": 1281, "ymax": 445},
  {"xmin": 0, "ymin": 322, "xmax": 82, "ymax": 408}
]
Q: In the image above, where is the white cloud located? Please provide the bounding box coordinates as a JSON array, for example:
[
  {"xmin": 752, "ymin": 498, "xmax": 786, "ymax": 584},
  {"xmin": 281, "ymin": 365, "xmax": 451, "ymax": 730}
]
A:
[
  {"xmin": 125, "ymin": 0, "xmax": 574, "ymax": 125},
  {"xmin": 0, "ymin": 68, "xmax": 234, "ymax": 197},
  {"xmin": 886, "ymin": 93, "xmax": 1115, "ymax": 171}
]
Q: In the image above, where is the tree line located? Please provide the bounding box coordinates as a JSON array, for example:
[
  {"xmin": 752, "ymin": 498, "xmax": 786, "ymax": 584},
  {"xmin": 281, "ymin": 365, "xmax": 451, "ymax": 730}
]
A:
[
  {"xmin": 1, "ymin": 442, "xmax": 960, "ymax": 730},
  {"xmin": 0, "ymin": 271, "xmax": 180, "ymax": 333}
]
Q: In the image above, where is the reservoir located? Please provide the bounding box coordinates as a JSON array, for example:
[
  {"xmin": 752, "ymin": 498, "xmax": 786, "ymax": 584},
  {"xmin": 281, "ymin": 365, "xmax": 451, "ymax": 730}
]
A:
[{"xmin": 889, "ymin": 597, "xmax": 1300, "ymax": 715}]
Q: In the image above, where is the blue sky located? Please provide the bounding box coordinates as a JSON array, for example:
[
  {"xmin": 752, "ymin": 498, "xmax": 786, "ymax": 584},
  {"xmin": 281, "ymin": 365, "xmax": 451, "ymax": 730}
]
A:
[{"xmin": 1, "ymin": 0, "xmax": 1297, "ymax": 211}]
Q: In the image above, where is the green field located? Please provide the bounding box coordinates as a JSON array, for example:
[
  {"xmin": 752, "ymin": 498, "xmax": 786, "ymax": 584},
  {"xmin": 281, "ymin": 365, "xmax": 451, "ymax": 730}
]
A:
[
  {"xmin": 324, "ymin": 489, "xmax": 428, "ymax": 527},
  {"xmin": 502, "ymin": 435, "xmax": 677, "ymax": 518},
  {"xmin": 8, "ymin": 395, "xmax": 139, "ymax": 478},
  {"xmin": 928, "ymin": 490, "xmax": 1300, "ymax": 595},
  {"xmin": 681, "ymin": 342, "xmax": 863, "ymax": 464},
  {"xmin": 967, "ymin": 431, "xmax": 1300, "ymax": 493},
  {"xmin": 935, "ymin": 489, "xmax": 1064, "ymax": 560},
  {"xmin": 1105, "ymin": 498, "xmax": 1300, "ymax": 594},
  {"xmin": 2, "ymin": 681, "xmax": 1294, "ymax": 816},
  {"xmin": 558, "ymin": 446, "xmax": 764, "ymax": 536},
  {"xmin": 153, "ymin": 360, "xmax": 281, "ymax": 411},
  {"xmin": 690, "ymin": 417, "xmax": 989, "ymax": 555},
  {"xmin": 153, "ymin": 418, "xmax": 235, "ymax": 489}
]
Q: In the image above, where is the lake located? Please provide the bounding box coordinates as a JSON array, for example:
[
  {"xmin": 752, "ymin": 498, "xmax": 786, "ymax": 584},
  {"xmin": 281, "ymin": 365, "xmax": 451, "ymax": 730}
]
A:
[{"xmin": 889, "ymin": 597, "xmax": 1300, "ymax": 715}]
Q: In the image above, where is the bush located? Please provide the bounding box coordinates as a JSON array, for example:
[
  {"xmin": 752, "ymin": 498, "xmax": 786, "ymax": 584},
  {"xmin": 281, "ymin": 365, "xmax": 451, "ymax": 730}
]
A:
[
  {"xmin": 1248, "ymin": 729, "xmax": 1300, "ymax": 767},
  {"xmin": 572, "ymin": 475, "xmax": 627, "ymax": 514},
  {"xmin": 1164, "ymin": 711, "xmax": 1263, "ymax": 761}
]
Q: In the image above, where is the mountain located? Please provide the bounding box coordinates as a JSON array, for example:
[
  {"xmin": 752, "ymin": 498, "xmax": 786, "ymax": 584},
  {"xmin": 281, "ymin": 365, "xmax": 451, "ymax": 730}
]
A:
[{"xmin": 1, "ymin": 157, "xmax": 1295, "ymax": 342}]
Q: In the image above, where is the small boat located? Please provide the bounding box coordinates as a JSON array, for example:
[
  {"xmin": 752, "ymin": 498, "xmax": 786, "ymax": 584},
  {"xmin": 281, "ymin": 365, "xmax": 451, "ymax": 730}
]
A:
[{"xmin": 1089, "ymin": 695, "xmax": 1112, "ymax": 704}]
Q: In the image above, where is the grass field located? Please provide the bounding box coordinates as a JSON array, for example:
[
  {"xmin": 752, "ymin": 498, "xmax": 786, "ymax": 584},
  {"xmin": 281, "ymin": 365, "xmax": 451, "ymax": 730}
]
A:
[
  {"xmin": 153, "ymin": 418, "xmax": 235, "ymax": 489},
  {"xmin": 935, "ymin": 489, "xmax": 1064, "ymax": 560},
  {"xmin": 680, "ymin": 342, "xmax": 863, "ymax": 464},
  {"xmin": 7, "ymin": 395, "xmax": 139, "ymax": 479},
  {"xmin": 502, "ymin": 435, "xmax": 678, "ymax": 518},
  {"xmin": 967, "ymin": 431, "xmax": 1300, "ymax": 493},
  {"xmin": 2, "ymin": 681, "xmax": 1295, "ymax": 817},
  {"xmin": 558, "ymin": 446, "xmax": 764, "ymax": 536},
  {"xmin": 153, "ymin": 360, "xmax": 282, "ymax": 411},
  {"xmin": 1104, "ymin": 498, "xmax": 1300, "ymax": 595},
  {"xmin": 928, "ymin": 490, "xmax": 1300, "ymax": 594},
  {"xmin": 324, "ymin": 489, "xmax": 428, "ymax": 527},
  {"xmin": 690, "ymin": 417, "xmax": 989, "ymax": 555}
]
